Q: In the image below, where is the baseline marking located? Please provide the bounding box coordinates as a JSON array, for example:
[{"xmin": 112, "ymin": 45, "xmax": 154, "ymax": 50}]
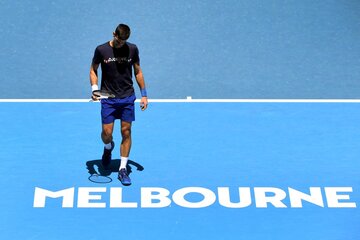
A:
[{"xmin": 1, "ymin": 98, "xmax": 360, "ymax": 103}]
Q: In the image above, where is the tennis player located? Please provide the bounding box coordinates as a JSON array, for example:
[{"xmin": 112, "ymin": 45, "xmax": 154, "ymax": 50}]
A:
[{"xmin": 90, "ymin": 23, "xmax": 148, "ymax": 185}]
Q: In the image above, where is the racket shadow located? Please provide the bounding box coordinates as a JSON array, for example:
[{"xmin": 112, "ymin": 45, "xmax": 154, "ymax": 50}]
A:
[{"xmin": 86, "ymin": 159, "xmax": 144, "ymax": 182}]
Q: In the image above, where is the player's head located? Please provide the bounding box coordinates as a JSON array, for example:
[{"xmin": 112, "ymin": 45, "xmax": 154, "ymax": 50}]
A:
[
  {"xmin": 113, "ymin": 24, "xmax": 130, "ymax": 48},
  {"xmin": 114, "ymin": 24, "xmax": 131, "ymax": 40}
]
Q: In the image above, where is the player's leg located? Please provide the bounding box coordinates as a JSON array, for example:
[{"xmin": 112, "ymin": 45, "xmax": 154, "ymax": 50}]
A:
[
  {"xmin": 118, "ymin": 121, "xmax": 132, "ymax": 185},
  {"xmin": 117, "ymin": 95, "xmax": 135, "ymax": 185},
  {"xmin": 100, "ymin": 100, "xmax": 117, "ymax": 167},
  {"xmin": 101, "ymin": 122, "xmax": 115, "ymax": 167},
  {"xmin": 102, "ymin": 122, "xmax": 114, "ymax": 145},
  {"xmin": 120, "ymin": 121, "xmax": 132, "ymax": 162}
]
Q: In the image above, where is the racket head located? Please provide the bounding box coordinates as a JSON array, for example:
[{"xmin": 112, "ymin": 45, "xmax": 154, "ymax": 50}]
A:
[
  {"xmin": 88, "ymin": 174, "xmax": 112, "ymax": 184},
  {"xmin": 92, "ymin": 90, "xmax": 116, "ymax": 99}
]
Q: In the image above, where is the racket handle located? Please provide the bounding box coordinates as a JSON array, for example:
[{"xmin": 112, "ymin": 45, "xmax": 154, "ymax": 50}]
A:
[{"xmin": 90, "ymin": 96, "xmax": 108, "ymax": 102}]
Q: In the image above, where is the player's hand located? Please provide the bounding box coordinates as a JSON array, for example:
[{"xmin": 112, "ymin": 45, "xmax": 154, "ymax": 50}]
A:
[
  {"xmin": 91, "ymin": 91, "xmax": 100, "ymax": 101},
  {"xmin": 140, "ymin": 97, "xmax": 148, "ymax": 111}
]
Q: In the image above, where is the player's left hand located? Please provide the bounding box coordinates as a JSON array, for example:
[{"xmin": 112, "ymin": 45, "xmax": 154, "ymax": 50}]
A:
[{"xmin": 140, "ymin": 97, "xmax": 148, "ymax": 111}]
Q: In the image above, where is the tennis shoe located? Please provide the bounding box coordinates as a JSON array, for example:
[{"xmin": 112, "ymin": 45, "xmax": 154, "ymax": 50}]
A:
[
  {"xmin": 101, "ymin": 141, "xmax": 114, "ymax": 168},
  {"xmin": 118, "ymin": 168, "xmax": 131, "ymax": 186}
]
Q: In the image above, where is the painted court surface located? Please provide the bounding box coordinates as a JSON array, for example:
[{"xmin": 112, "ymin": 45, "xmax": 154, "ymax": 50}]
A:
[
  {"xmin": 0, "ymin": 101, "xmax": 359, "ymax": 239},
  {"xmin": 1, "ymin": 0, "xmax": 360, "ymax": 239}
]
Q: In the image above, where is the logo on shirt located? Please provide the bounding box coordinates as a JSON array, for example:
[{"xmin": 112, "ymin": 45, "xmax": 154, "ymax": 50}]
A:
[{"xmin": 104, "ymin": 57, "xmax": 132, "ymax": 64}]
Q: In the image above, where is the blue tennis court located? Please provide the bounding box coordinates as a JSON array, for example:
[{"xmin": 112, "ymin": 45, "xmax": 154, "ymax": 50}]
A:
[
  {"xmin": 1, "ymin": 0, "xmax": 360, "ymax": 238},
  {"xmin": 0, "ymin": 101, "xmax": 359, "ymax": 239}
]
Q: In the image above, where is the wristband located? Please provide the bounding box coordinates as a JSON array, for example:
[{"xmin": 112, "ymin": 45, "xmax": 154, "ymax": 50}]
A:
[
  {"xmin": 140, "ymin": 88, "xmax": 147, "ymax": 97},
  {"xmin": 91, "ymin": 84, "xmax": 99, "ymax": 92}
]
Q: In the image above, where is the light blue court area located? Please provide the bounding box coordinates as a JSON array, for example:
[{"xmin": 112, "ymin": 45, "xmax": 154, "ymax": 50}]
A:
[{"xmin": 0, "ymin": 102, "xmax": 360, "ymax": 239}]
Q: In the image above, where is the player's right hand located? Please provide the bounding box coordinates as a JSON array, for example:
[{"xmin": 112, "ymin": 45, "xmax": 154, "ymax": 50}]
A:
[{"xmin": 91, "ymin": 92, "xmax": 99, "ymax": 101}]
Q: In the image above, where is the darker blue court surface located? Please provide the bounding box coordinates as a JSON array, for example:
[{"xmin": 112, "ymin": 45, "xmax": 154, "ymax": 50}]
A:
[
  {"xmin": 0, "ymin": 102, "xmax": 359, "ymax": 239},
  {"xmin": 1, "ymin": 0, "xmax": 360, "ymax": 99}
]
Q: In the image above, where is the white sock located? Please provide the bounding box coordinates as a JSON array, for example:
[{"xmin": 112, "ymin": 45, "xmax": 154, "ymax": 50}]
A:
[
  {"xmin": 104, "ymin": 142, "xmax": 112, "ymax": 150},
  {"xmin": 120, "ymin": 156, "xmax": 128, "ymax": 170}
]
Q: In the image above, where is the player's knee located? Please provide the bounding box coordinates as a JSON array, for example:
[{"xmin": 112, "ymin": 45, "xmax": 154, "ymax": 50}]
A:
[
  {"xmin": 101, "ymin": 130, "xmax": 113, "ymax": 140},
  {"xmin": 121, "ymin": 126, "xmax": 131, "ymax": 139}
]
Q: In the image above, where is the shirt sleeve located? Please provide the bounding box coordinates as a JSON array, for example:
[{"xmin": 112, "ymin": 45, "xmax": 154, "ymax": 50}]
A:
[
  {"xmin": 92, "ymin": 47, "xmax": 102, "ymax": 65},
  {"xmin": 133, "ymin": 45, "xmax": 140, "ymax": 64}
]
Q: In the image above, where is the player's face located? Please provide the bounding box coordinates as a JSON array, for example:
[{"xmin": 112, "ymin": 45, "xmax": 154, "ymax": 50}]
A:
[{"xmin": 113, "ymin": 34, "xmax": 126, "ymax": 48}]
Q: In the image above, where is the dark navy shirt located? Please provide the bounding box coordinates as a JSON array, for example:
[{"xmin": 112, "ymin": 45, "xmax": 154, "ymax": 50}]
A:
[{"xmin": 92, "ymin": 42, "xmax": 140, "ymax": 98}]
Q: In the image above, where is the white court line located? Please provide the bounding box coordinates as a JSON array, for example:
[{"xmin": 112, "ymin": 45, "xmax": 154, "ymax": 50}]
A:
[
  {"xmin": 149, "ymin": 98, "xmax": 360, "ymax": 103},
  {"xmin": 0, "ymin": 97, "xmax": 360, "ymax": 103}
]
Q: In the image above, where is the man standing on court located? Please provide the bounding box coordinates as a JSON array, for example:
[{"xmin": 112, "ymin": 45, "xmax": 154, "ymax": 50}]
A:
[{"xmin": 90, "ymin": 23, "xmax": 148, "ymax": 185}]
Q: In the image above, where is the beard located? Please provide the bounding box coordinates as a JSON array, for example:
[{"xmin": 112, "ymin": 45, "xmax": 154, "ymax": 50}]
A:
[{"xmin": 113, "ymin": 39, "xmax": 125, "ymax": 49}]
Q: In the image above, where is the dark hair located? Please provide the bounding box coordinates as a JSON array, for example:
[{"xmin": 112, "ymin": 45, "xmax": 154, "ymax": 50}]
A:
[{"xmin": 115, "ymin": 24, "xmax": 131, "ymax": 40}]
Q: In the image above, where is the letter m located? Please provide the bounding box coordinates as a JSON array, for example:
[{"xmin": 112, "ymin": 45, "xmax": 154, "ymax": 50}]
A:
[{"xmin": 33, "ymin": 187, "xmax": 74, "ymax": 208}]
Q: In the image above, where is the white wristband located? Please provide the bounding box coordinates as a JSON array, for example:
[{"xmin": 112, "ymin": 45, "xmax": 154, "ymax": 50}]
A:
[{"xmin": 91, "ymin": 84, "xmax": 99, "ymax": 92}]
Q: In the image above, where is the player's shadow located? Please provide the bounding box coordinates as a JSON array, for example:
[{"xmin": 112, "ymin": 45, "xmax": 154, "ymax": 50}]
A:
[{"xmin": 86, "ymin": 159, "xmax": 144, "ymax": 179}]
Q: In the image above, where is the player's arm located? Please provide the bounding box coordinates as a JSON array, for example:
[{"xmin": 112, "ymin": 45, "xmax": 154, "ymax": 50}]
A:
[
  {"xmin": 134, "ymin": 62, "xmax": 148, "ymax": 111},
  {"xmin": 90, "ymin": 63, "xmax": 100, "ymax": 100}
]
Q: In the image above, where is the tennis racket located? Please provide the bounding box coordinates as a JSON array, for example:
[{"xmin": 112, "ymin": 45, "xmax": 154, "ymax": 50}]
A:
[{"xmin": 91, "ymin": 90, "xmax": 116, "ymax": 101}]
